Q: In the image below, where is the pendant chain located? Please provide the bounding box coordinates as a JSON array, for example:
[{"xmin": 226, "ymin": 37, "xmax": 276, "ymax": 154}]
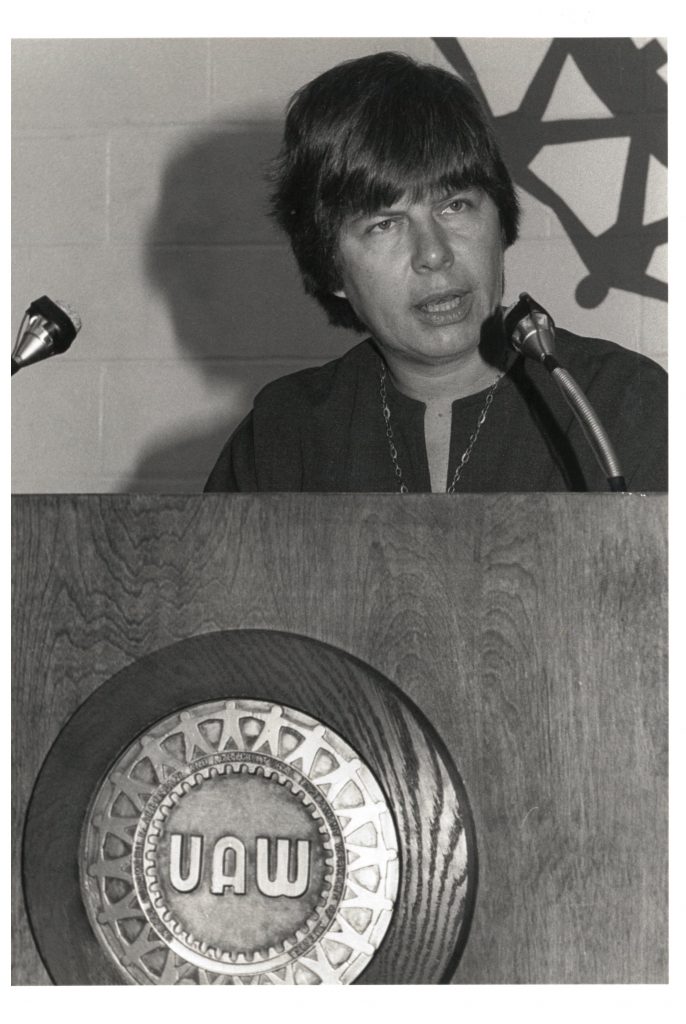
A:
[{"xmin": 379, "ymin": 361, "xmax": 502, "ymax": 494}]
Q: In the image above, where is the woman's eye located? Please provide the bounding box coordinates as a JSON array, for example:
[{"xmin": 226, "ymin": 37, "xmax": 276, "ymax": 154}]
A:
[
  {"xmin": 444, "ymin": 199, "xmax": 467, "ymax": 214},
  {"xmin": 370, "ymin": 218, "xmax": 395, "ymax": 233}
]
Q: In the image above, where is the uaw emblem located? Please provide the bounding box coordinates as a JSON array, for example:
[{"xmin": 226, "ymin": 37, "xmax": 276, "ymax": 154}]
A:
[{"xmin": 80, "ymin": 700, "xmax": 400, "ymax": 984}]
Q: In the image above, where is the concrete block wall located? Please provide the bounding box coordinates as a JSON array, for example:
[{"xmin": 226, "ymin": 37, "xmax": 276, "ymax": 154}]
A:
[{"xmin": 11, "ymin": 38, "xmax": 667, "ymax": 493}]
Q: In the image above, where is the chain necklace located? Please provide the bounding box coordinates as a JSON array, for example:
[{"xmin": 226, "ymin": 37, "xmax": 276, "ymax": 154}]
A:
[{"xmin": 379, "ymin": 360, "xmax": 502, "ymax": 493}]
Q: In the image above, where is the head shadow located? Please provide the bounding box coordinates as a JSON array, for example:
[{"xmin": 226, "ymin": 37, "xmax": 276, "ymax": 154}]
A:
[{"xmin": 122, "ymin": 123, "xmax": 347, "ymax": 491}]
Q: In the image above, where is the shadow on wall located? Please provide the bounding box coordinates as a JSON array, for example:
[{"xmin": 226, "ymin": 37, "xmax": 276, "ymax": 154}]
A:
[
  {"xmin": 120, "ymin": 125, "xmax": 349, "ymax": 492},
  {"xmin": 436, "ymin": 36, "xmax": 667, "ymax": 307},
  {"xmin": 121, "ymin": 38, "xmax": 667, "ymax": 491}
]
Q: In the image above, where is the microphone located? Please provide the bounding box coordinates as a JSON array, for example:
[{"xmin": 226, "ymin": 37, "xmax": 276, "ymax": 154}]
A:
[
  {"xmin": 503, "ymin": 292, "xmax": 626, "ymax": 493},
  {"xmin": 12, "ymin": 295, "xmax": 82, "ymax": 375},
  {"xmin": 503, "ymin": 292, "xmax": 556, "ymax": 362}
]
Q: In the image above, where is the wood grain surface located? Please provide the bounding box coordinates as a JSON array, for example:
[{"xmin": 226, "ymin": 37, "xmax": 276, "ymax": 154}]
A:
[{"xmin": 12, "ymin": 494, "xmax": 667, "ymax": 984}]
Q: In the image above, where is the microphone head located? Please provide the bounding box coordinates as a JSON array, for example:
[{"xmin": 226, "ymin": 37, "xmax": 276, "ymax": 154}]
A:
[
  {"xmin": 12, "ymin": 294, "xmax": 83, "ymax": 372},
  {"xmin": 54, "ymin": 299, "xmax": 82, "ymax": 336},
  {"xmin": 503, "ymin": 292, "xmax": 556, "ymax": 362}
]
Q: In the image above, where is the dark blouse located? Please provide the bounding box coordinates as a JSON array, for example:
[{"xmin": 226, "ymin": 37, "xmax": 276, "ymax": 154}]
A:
[{"xmin": 205, "ymin": 331, "xmax": 667, "ymax": 493}]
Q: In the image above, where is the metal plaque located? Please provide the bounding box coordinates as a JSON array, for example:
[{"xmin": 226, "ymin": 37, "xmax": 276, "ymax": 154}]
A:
[{"xmin": 80, "ymin": 700, "xmax": 400, "ymax": 984}]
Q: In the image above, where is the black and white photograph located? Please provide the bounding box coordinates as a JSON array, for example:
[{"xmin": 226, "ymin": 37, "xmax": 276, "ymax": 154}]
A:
[{"xmin": 10, "ymin": 16, "xmax": 674, "ymax": 1009}]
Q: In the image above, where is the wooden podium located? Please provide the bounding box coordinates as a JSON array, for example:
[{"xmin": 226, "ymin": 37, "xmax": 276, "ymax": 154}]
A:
[{"xmin": 12, "ymin": 494, "xmax": 667, "ymax": 984}]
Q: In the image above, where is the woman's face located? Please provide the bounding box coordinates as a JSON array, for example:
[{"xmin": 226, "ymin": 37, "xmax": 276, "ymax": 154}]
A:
[{"xmin": 334, "ymin": 187, "xmax": 504, "ymax": 367}]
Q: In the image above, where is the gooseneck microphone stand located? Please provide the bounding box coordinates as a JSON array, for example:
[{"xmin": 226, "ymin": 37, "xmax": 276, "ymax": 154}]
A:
[{"xmin": 504, "ymin": 293, "xmax": 627, "ymax": 492}]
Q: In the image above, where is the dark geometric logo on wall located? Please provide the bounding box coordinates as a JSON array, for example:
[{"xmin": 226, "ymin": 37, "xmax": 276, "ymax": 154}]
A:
[{"xmin": 434, "ymin": 37, "xmax": 667, "ymax": 308}]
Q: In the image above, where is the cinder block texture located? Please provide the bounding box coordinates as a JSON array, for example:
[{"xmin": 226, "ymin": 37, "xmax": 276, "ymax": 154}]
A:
[
  {"xmin": 100, "ymin": 358, "xmax": 320, "ymax": 492},
  {"xmin": 12, "ymin": 38, "xmax": 667, "ymax": 493},
  {"xmin": 12, "ymin": 132, "xmax": 107, "ymax": 246},
  {"xmin": 209, "ymin": 37, "xmax": 437, "ymax": 119},
  {"xmin": 109, "ymin": 126, "xmax": 284, "ymax": 246},
  {"xmin": 12, "ymin": 39, "xmax": 212, "ymax": 128},
  {"xmin": 11, "ymin": 360, "xmax": 102, "ymax": 492},
  {"xmin": 506, "ymin": 234, "xmax": 645, "ymax": 351}
]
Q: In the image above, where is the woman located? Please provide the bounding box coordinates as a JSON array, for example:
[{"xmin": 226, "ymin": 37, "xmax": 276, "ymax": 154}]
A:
[{"xmin": 205, "ymin": 52, "xmax": 667, "ymax": 493}]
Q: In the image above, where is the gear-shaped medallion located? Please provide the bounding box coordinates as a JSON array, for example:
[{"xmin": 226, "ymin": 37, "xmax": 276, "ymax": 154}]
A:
[{"xmin": 80, "ymin": 700, "xmax": 400, "ymax": 984}]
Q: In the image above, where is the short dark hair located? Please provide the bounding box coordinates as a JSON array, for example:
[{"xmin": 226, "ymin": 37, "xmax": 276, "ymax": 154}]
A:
[{"xmin": 270, "ymin": 51, "xmax": 520, "ymax": 331}]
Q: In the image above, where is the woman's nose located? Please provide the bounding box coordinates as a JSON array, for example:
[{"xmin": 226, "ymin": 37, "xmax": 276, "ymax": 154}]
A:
[{"xmin": 410, "ymin": 220, "xmax": 454, "ymax": 273}]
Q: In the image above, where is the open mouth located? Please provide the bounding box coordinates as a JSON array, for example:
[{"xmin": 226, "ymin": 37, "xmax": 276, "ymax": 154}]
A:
[
  {"xmin": 416, "ymin": 292, "xmax": 465, "ymax": 314},
  {"xmin": 414, "ymin": 291, "xmax": 472, "ymax": 323}
]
